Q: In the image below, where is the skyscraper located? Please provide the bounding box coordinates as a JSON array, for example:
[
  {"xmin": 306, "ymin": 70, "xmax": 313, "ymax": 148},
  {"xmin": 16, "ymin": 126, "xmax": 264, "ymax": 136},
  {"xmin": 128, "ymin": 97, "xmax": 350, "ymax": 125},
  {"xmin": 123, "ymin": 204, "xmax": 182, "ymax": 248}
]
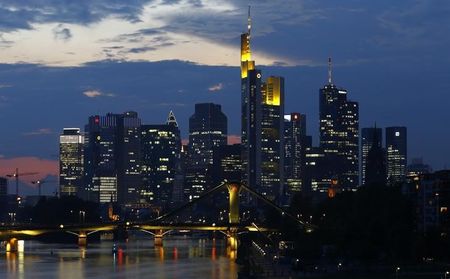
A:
[
  {"xmin": 284, "ymin": 113, "xmax": 307, "ymax": 196},
  {"xmin": 59, "ymin": 128, "xmax": 84, "ymax": 197},
  {"xmin": 83, "ymin": 114, "xmax": 118, "ymax": 203},
  {"xmin": 365, "ymin": 129, "xmax": 387, "ymax": 186},
  {"xmin": 319, "ymin": 58, "xmax": 359, "ymax": 191},
  {"xmin": 241, "ymin": 7, "xmax": 261, "ymax": 193},
  {"xmin": 83, "ymin": 112, "xmax": 141, "ymax": 205},
  {"xmin": 116, "ymin": 111, "xmax": 141, "ymax": 205},
  {"xmin": 361, "ymin": 127, "xmax": 382, "ymax": 185},
  {"xmin": 186, "ymin": 103, "xmax": 227, "ymax": 200},
  {"xmin": 260, "ymin": 76, "xmax": 284, "ymax": 201},
  {"xmin": 386, "ymin": 126, "xmax": 407, "ymax": 184},
  {"xmin": 141, "ymin": 111, "xmax": 181, "ymax": 209},
  {"xmin": 240, "ymin": 8, "xmax": 285, "ymax": 203}
]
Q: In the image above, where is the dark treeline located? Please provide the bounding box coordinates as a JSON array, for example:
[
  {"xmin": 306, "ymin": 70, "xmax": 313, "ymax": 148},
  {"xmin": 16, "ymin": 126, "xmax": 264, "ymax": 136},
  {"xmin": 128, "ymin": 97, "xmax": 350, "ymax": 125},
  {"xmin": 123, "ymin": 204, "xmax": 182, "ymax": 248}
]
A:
[{"xmin": 266, "ymin": 184, "xmax": 450, "ymax": 265}]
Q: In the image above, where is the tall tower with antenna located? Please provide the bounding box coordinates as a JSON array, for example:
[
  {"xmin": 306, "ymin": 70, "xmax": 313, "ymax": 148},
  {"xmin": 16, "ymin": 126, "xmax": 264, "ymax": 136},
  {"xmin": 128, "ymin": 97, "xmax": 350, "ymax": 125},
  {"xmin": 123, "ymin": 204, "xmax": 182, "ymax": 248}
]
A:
[
  {"xmin": 318, "ymin": 58, "xmax": 359, "ymax": 192},
  {"xmin": 241, "ymin": 5, "xmax": 262, "ymax": 195}
]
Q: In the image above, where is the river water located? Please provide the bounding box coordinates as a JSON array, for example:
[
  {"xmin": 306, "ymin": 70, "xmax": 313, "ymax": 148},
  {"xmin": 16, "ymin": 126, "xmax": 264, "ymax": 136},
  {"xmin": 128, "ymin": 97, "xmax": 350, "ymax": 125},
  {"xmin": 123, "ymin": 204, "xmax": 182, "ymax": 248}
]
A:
[{"xmin": 0, "ymin": 236, "xmax": 238, "ymax": 279}]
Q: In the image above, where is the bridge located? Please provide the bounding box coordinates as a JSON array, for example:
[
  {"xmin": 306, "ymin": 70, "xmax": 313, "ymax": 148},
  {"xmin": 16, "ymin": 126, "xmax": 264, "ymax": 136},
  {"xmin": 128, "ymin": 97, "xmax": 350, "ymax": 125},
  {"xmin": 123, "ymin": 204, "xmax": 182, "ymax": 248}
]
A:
[{"xmin": 0, "ymin": 181, "xmax": 315, "ymax": 252}]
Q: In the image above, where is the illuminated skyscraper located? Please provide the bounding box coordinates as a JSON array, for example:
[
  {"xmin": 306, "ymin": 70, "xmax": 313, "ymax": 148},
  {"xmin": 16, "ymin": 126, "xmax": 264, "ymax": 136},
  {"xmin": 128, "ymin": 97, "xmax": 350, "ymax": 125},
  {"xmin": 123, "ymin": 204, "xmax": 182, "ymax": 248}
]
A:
[
  {"xmin": 141, "ymin": 111, "xmax": 181, "ymax": 209},
  {"xmin": 59, "ymin": 128, "xmax": 84, "ymax": 197},
  {"xmin": 83, "ymin": 112, "xmax": 141, "ymax": 204},
  {"xmin": 116, "ymin": 111, "xmax": 141, "ymax": 205},
  {"xmin": 319, "ymin": 58, "xmax": 359, "ymax": 191},
  {"xmin": 241, "ymin": 7, "xmax": 261, "ymax": 193},
  {"xmin": 240, "ymin": 8, "xmax": 285, "ymax": 202},
  {"xmin": 186, "ymin": 103, "xmax": 227, "ymax": 200},
  {"xmin": 284, "ymin": 113, "xmax": 307, "ymax": 196},
  {"xmin": 260, "ymin": 76, "xmax": 284, "ymax": 201},
  {"xmin": 361, "ymin": 127, "xmax": 382, "ymax": 185},
  {"xmin": 83, "ymin": 114, "xmax": 118, "ymax": 203},
  {"xmin": 386, "ymin": 126, "xmax": 407, "ymax": 184}
]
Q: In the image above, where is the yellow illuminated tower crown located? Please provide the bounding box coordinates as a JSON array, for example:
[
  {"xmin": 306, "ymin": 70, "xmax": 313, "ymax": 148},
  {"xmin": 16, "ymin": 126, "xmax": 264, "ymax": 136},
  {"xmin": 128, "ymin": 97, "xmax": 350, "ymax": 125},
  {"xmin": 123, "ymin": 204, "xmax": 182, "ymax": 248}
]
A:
[{"xmin": 240, "ymin": 6, "xmax": 255, "ymax": 78}]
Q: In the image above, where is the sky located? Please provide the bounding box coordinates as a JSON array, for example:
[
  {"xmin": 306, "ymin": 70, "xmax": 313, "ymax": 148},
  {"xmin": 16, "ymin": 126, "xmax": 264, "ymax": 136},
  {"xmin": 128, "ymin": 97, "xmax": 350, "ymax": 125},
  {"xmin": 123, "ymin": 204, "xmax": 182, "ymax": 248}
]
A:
[{"xmin": 0, "ymin": 0, "xmax": 449, "ymax": 194}]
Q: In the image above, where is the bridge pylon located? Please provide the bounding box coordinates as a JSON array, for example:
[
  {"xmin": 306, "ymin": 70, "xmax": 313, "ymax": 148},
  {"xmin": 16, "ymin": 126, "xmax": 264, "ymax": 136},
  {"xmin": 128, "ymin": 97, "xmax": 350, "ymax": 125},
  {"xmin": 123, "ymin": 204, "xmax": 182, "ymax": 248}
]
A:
[
  {"xmin": 6, "ymin": 238, "xmax": 18, "ymax": 252},
  {"xmin": 227, "ymin": 182, "xmax": 241, "ymax": 225},
  {"xmin": 78, "ymin": 231, "xmax": 87, "ymax": 247},
  {"xmin": 154, "ymin": 229, "xmax": 164, "ymax": 247}
]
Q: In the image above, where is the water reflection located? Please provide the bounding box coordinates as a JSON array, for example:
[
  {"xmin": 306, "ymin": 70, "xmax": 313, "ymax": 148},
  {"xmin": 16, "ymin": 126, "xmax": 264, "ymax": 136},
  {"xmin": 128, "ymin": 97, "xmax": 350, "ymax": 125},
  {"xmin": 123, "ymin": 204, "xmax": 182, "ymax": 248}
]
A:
[{"xmin": 1, "ymin": 237, "xmax": 237, "ymax": 279}]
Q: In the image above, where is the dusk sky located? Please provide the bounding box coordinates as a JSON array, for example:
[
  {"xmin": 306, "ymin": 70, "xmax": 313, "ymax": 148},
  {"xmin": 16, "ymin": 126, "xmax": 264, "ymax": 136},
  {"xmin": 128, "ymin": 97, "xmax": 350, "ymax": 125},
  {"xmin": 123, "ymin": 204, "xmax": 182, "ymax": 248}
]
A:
[{"xmin": 0, "ymin": 0, "xmax": 449, "ymax": 194}]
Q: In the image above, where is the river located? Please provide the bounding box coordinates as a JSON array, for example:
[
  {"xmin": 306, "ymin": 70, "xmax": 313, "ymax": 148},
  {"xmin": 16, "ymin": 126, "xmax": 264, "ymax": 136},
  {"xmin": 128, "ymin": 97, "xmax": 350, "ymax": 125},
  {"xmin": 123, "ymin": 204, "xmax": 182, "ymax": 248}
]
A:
[{"xmin": 0, "ymin": 235, "xmax": 238, "ymax": 279}]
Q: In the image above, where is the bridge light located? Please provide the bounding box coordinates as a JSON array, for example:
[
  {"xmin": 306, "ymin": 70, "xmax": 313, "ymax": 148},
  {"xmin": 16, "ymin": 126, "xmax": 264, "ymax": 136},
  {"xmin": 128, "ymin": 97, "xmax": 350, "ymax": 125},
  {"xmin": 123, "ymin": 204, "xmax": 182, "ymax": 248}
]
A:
[{"xmin": 59, "ymin": 224, "xmax": 64, "ymax": 229}]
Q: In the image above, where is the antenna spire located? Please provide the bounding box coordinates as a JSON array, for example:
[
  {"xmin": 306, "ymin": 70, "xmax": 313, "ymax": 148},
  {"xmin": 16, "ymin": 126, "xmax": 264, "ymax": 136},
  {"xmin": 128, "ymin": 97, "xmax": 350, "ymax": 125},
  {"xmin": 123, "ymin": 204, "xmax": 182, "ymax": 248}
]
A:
[
  {"xmin": 328, "ymin": 57, "xmax": 332, "ymax": 84},
  {"xmin": 247, "ymin": 5, "xmax": 252, "ymax": 35}
]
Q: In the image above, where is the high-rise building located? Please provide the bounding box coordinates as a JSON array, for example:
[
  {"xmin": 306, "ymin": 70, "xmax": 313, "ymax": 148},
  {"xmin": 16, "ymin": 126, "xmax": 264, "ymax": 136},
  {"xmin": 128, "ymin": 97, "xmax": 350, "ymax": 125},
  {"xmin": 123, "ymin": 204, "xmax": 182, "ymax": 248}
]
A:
[
  {"xmin": 260, "ymin": 76, "xmax": 284, "ymax": 201},
  {"xmin": 83, "ymin": 112, "xmax": 141, "ymax": 204},
  {"xmin": 212, "ymin": 144, "xmax": 242, "ymax": 186},
  {"xmin": 186, "ymin": 103, "xmax": 227, "ymax": 200},
  {"xmin": 241, "ymin": 8, "xmax": 262, "ymax": 194},
  {"xmin": 0, "ymin": 177, "xmax": 7, "ymax": 197},
  {"xmin": 59, "ymin": 128, "xmax": 84, "ymax": 197},
  {"xmin": 365, "ymin": 129, "xmax": 387, "ymax": 186},
  {"xmin": 284, "ymin": 113, "xmax": 307, "ymax": 197},
  {"xmin": 141, "ymin": 111, "xmax": 181, "ymax": 209},
  {"xmin": 83, "ymin": 114, "xmax": 118, "ymax": 203},
  {"xmin": 386, "ymin": 126, "xmax": 407, "ymax": 184},
  {"xmin": 319, "ymin": 58, "xmax": 359, "ymax": 191},
  {"xmin": 240, "ymin": 9, "xmax": 285, "ymax": 203},
  {"xmin": 117, "ymin": 111, "xmax": 141, "ymax": 205},
  {"xmin": 361, "ymin": 127, "xmax": 382, "ymax": 185}
]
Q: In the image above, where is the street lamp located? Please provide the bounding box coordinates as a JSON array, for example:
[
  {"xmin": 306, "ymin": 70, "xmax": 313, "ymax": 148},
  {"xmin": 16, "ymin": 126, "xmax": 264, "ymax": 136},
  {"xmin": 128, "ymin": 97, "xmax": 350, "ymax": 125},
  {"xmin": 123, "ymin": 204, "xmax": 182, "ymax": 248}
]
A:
[
  {"xmin": 444, "ymin": 271, "xmax": 449, "ymax": 279},
  {"xmin": 79, "ymin": 211, "xmax": 86, "ymax": 224},
  {"xmin": 8, "ymin": 212, "xmax": 16, "ymax": 223},
  {"xmin": 395, "ymin": 267, "xmax": 400, "ymax": 279}
]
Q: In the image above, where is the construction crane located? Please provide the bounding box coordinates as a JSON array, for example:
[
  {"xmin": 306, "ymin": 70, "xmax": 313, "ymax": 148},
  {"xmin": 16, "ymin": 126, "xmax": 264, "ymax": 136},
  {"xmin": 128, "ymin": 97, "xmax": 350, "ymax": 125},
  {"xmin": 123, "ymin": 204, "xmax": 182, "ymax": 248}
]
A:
[
  {"xmin": 31, "ymin": 179, "xmax": 56, "ymax": 197},
  {"xmin": 6, "ymin": 168, "xmax": 39, "ymax": 197}
]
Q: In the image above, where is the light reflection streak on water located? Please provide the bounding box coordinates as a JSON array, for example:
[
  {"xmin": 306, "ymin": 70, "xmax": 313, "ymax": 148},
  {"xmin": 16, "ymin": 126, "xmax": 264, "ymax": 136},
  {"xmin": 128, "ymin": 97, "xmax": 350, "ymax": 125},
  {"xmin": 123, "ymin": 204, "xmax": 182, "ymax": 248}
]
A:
[{"xmin": 1, "ymin": 237, "xmax": 237, "ymax": 279}]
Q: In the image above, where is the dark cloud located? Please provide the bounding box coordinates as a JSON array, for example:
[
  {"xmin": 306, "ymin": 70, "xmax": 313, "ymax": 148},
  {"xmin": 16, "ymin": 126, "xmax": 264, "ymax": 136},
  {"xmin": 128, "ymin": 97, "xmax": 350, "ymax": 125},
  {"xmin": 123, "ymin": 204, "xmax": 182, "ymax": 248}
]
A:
[
  {"xmin": 52, "ymin": 24, "xmax": 72, "ymax": 41},
  {"xmin": 104, "ymin": 28, "xmax": 168, "ymax": 44},
  {"xmin": 128, "ymin": 46, "xmax": 156, "ymax": 53},
  {"xmin": 0, "ymin": 0, "xmax": 152, "ymax": 31}
]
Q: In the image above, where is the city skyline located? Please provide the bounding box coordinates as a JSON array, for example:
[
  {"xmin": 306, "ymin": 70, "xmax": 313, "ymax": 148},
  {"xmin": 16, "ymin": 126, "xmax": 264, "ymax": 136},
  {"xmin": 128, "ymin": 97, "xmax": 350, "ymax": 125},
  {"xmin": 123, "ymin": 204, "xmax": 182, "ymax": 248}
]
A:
[{"xmin": 1, "ymin": 1, "xmax": 449, "ymax": 193}]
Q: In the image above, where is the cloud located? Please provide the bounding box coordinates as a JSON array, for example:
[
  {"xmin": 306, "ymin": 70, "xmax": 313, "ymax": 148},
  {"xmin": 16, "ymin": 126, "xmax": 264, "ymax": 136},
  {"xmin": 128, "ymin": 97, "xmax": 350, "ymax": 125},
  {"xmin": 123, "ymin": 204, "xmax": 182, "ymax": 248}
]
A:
[
  {"xmin": 0, "ymin": 0, "xmax": 149, "ymax": 31},
  {"xmin": 83, "ymin": 89, "xmax": 115, "ymax": 98},
  {"xmin": 0, "ymin": 156, "xmax": 58, "ymax": 186},
  {"xmin": 0, "ymin": 33, "xmax": 14, "ymax": 48},
  {"xmin": 23, "ymin": 128, "xmax": 53, "ymax": 136},
  {"xmin": 128, "ymin": 46, "xmax": 156, "ymax": 53},
  {"xmin": 208, "ymin": 82, "xmax": 224, "ymax": 92},
  {"xmin": 52, "ymin": 24, "xmax": 72, "ymax": 42},
  {"xmin": 0, "ymin": 84, "xmax": 12, "ymax": 89}
]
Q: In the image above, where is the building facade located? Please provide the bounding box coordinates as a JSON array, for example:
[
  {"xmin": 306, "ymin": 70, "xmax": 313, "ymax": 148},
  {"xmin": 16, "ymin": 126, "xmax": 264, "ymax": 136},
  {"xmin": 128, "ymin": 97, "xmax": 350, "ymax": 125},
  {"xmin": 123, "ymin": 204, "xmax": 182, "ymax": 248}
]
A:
[
  {"xmin": 59, "ymin": 128, "xmax": 84, "ymax": 197},
  {"xmin": 386, "ymin": 126, "xmax": 407, "ymax": 184},
  {"xmin": 284, "ymin": 113, "xmax": 307, "ymax": 197},
  {"xmin": 361, "ymin": 127, "xmax": 382, "ymax": 185},
  {"xmin": 319, "ymin": 58, "xmax": 359, "ymax": 191},
  {"xmin": 140, "ymin": 111, "xmax": 181, "ymax": 209},
  {"xmin": 83, "ymin": 112, "xmax": 141, "ymax": 205},
  {"xmin": 186, "ymin": 103, "xmax": 227, "ymax": 200},
  {"xmin": 260, "ymin": 76, "xmax": 284, "ymax": 201}
]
